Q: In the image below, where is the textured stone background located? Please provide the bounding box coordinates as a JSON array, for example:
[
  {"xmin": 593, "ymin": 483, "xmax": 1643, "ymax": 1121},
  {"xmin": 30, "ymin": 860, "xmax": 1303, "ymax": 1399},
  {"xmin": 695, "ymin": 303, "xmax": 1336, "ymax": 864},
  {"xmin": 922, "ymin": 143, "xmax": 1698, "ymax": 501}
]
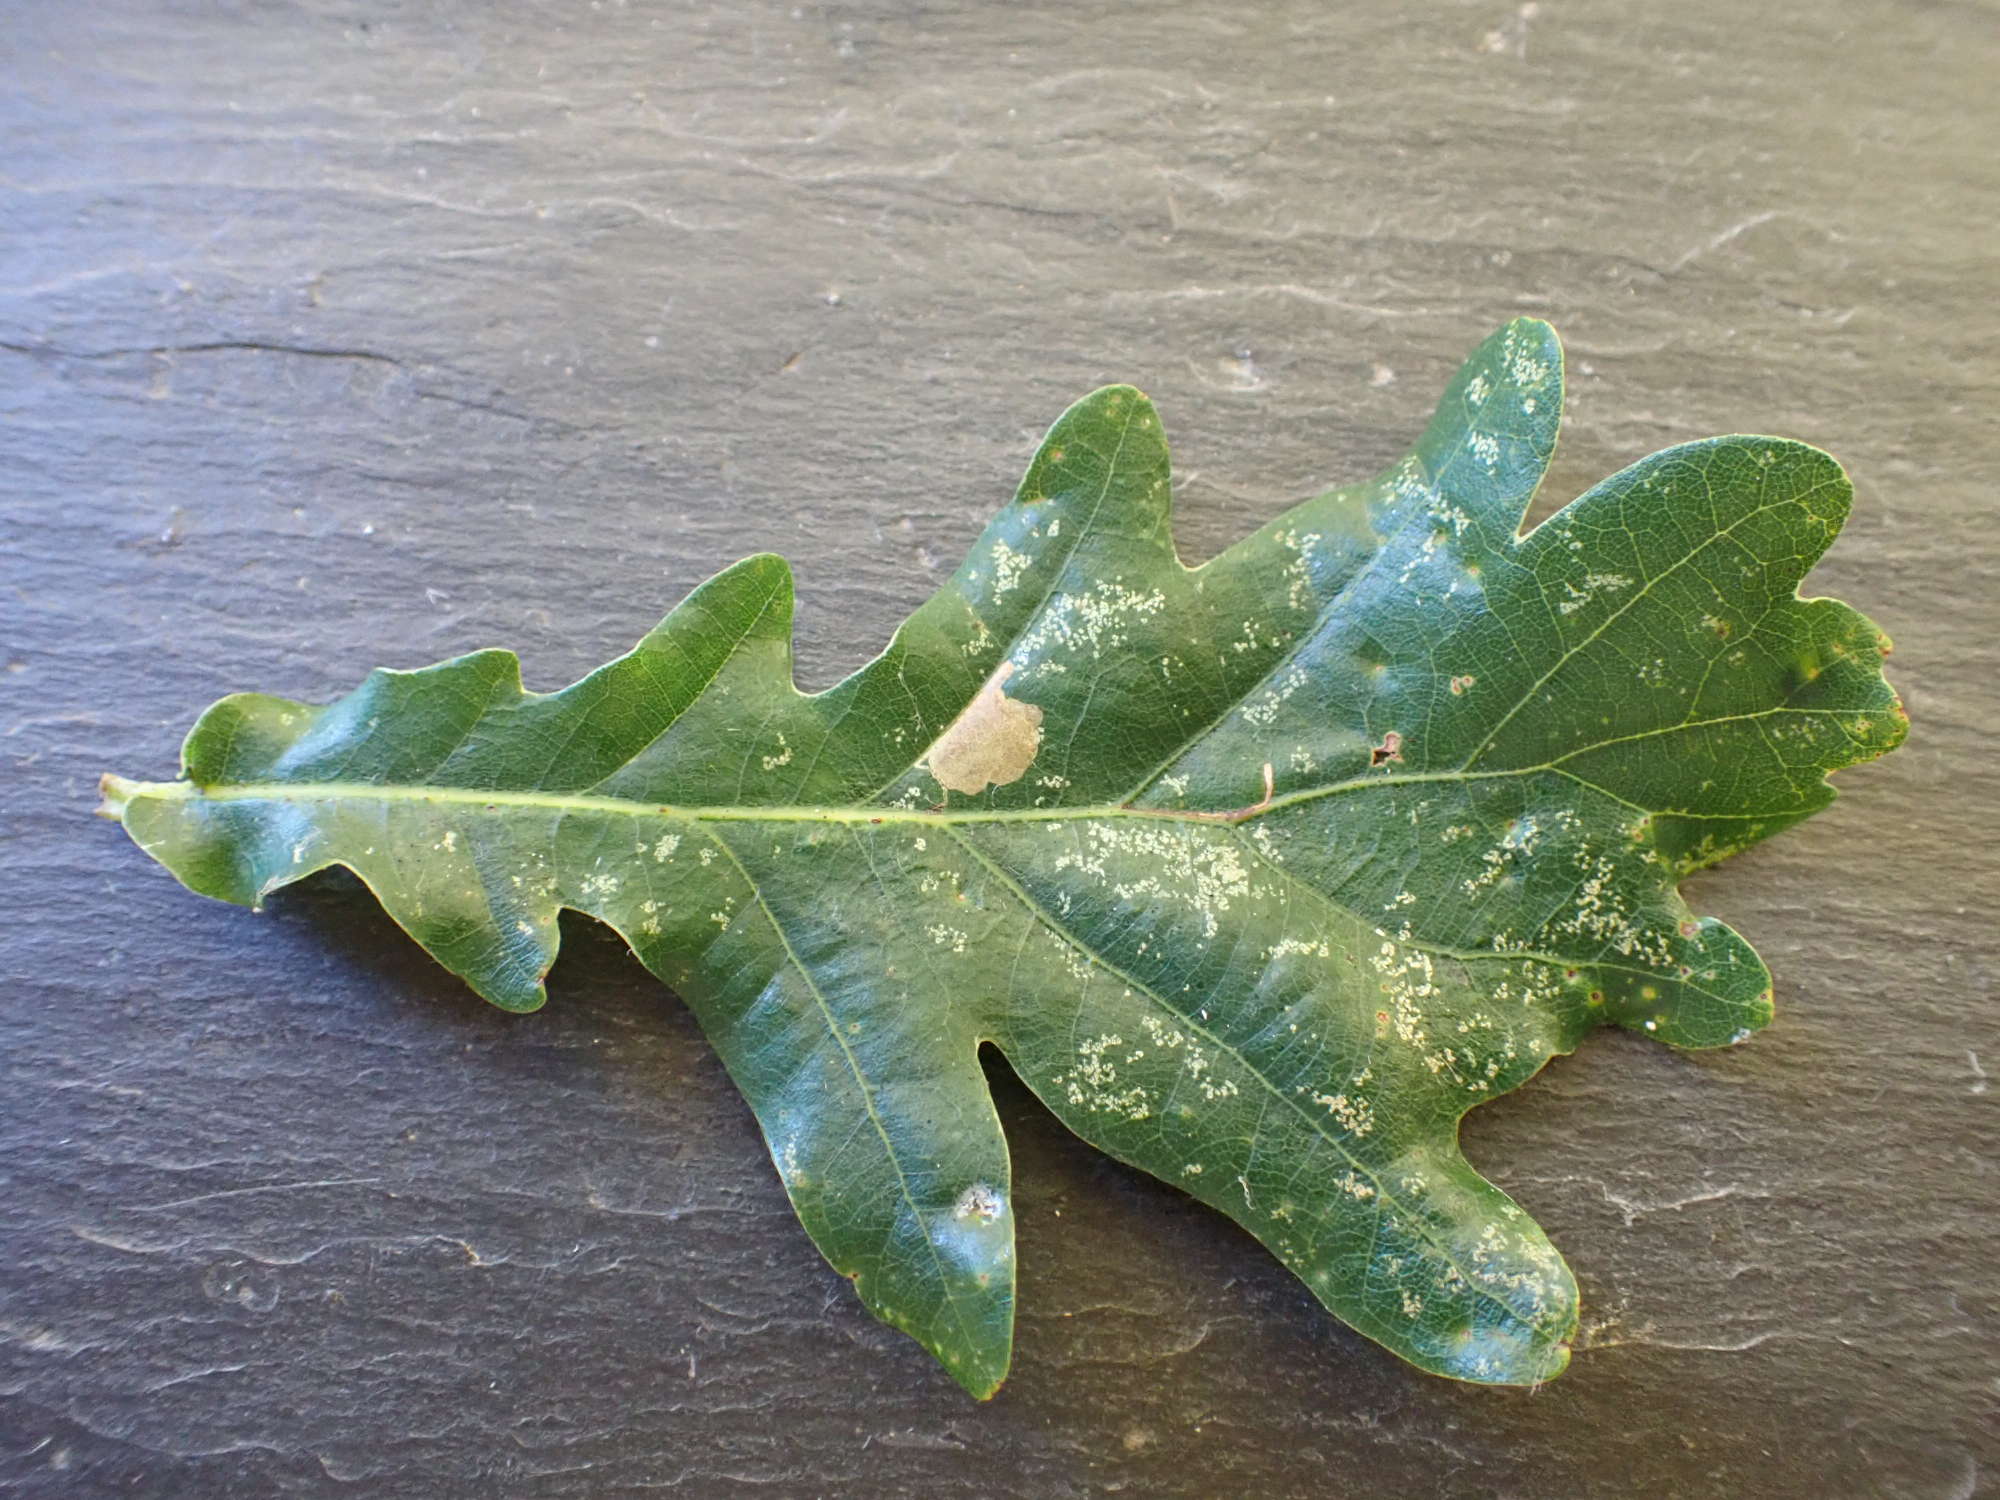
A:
[{"xmin": 3, "ymin": 2, "xmax": 1994, "ymax": 1496}]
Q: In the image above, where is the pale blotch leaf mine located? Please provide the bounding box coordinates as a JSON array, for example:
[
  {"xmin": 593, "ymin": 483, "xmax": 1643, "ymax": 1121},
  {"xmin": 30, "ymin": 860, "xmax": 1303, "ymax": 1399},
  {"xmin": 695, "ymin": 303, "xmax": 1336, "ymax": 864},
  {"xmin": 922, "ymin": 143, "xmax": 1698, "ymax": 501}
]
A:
[{"xmin": 923, "ymin": 660, "xmax": 1045, "ymax": 796}]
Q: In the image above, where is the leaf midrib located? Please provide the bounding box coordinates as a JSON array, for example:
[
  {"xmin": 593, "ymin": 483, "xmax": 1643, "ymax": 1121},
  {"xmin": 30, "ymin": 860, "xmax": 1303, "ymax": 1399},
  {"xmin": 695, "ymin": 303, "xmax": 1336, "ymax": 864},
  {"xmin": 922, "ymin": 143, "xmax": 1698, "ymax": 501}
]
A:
[{"xmin": 112, "ymin": 697, "xmax": 1861, "ymax": 830}]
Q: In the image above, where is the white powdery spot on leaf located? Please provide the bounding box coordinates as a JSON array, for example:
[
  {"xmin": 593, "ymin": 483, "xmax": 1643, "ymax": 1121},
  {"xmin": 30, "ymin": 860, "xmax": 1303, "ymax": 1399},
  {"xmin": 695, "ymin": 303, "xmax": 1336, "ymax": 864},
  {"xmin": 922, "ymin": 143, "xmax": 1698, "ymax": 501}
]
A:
[
  {"xmin": 953, "ymin": 1182, "xmax": 1005, "ymax": 1223},
  {"xmin": 1057, "ymin": 1034, "xmax": 1152, "ymax": 1121},
  {"xmin": 1059, "ymin": 823, "xmax": 1253, "ymax": 940},
  {"xmin": 1011, "ymin": 581, "xmax": 1168, "ymax": 673},
  {"xmin": 988, "ymin": 539, "xmax": 1033, "ymax": 600},
  {"xmin": 1309, "ymin": 1090, "xmax": 1376, "ymax": 1138},
  {"xmin": 924, "ymin": 923, "xmax": 969, "ymax": 955},
  {"xmin": 1371, "ymin": 940, "xmax": 1439, "ymax": 1051},
  {"xmin": 1276, "ymin": 528, "xmax": 1323, "ymax": 611},
  {"xmin": 1241, "ymin": 664, "xmax": 1308, "ymax": 727},
  {"xmin": 1558, "ymin": 571, "xmax": 1634, "ymax": 616}
]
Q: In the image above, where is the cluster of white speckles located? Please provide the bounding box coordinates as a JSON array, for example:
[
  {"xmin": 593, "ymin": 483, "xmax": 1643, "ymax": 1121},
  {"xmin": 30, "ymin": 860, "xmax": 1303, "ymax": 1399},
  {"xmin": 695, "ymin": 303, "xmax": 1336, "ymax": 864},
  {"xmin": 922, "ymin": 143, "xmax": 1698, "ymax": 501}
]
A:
[
  {"xmin": 579, "ymin": 872, "xmax": 620, "ymax": 898},
  {"xmin": 1307, "ymin": 1089, "xmax": 1375, "ymax": 1138},
  {"xmin": 1554, "ymin": 848, "xmax": 1674, "ymax": 965},
  {"xmin": 1557, "ymin": 571, "xmax": 1634, "ymax": 616},
  {"xmin": 1228, "ymin": 616, "xmax": 1277, "ymax": 657},
  {"xmin": 917, "ymin": 865, "xmax": 963, "ymax": 898},
  {"xmin": 1430, "ymin": 500, "xmax": 1475, "ymax": 536},
  {"xmin": 1437, "ymin": 1012, "xmax": 1518, "ymax": 1092},
  {"xmin": 961, "ymin": 614, "xmax": 994, "ymax": 658},
  {"xmin": 1372, "ymin": 939, "xmax": 1438, "ymax": 1051},
  {"xmin": 1462, "ymin": 844, "xmax": 1511, "ymax": 898},
  {"xmin": 1277, "ymin": 529, "xmax": 1322, "ymax": 611},
  {"xmin": 1058, "ymin": 1034, "xmax": 1152, "ymax": 1120},
  {"xmin": 925, "ymin": 923, "xmax": 968, "ymax": 955},
  {"xmin": 1396, "ymin": 523, "xmax": 1445, "ymax": 587},
  {"xmin": 1503, "ymin": 327, "xmax": 1551, "ymax": 390},
  {"xmin": 507, "ymin": 856, "xmax": 560, "ymax": 899},
  {"xmin": 1267, "ymin": 935, "xmax": 1333, "ymax": 961},
  {"xmin": 1058, "ymin": 824, "xmax": 1254, "ymax": 940},
  {"xmin": 1184, "ymin": 1072, "xmax": 1232, "ymax": 1112},
  {"xmin": 1463, "ymin": 807, "xmax": 1582, "ymax": 900},
  {"xmin": 1335, "ymin": 1170, "xmax": 1376, "ymax": 1201},
  {"xmin": 1390, "ymin": 456, "xmax": 1433, "ymax": 506},
  {"xmin": 1479, "ymin": 963, "xmax": 1570, "ymax": 1025},
  {"xmin": 1010, "ymin": 581, "xmax": 1167, "ymax": 677},
  {"xmin": 1140, "ymin": 1012, "xmax": 1240, "ymax": 1102},
  {"xmin": 760, "ymin": 734, "xmax": 793, "ymax": 771},
  {"xmin": 988, "ymin": 539, "xmax": 1033, "ymax": 600},
  {"xmin": 1241, "ymin": 664, "xmax": 1308, "ymax": 727},
  {"xmin": 1467, "ymin": 1223, "xmax": 1561, "ymax": 1322}
]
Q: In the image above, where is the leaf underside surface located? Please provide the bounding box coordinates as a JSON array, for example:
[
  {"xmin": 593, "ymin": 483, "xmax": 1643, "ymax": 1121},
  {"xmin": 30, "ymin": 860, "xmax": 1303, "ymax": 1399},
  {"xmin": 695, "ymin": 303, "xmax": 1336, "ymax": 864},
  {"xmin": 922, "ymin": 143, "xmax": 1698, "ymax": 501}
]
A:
[{"xmin": 103, "ymin": 321, "xmax": 1905, "ymax": 1395}]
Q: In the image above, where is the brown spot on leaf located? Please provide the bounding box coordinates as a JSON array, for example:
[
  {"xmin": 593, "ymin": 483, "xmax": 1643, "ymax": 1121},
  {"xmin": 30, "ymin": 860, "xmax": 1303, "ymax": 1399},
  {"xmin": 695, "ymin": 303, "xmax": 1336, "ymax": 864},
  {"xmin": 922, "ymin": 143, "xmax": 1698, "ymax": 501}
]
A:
[{"xmin": 924, "ymin": 661, "xmax": 1044, "ymax": 796}]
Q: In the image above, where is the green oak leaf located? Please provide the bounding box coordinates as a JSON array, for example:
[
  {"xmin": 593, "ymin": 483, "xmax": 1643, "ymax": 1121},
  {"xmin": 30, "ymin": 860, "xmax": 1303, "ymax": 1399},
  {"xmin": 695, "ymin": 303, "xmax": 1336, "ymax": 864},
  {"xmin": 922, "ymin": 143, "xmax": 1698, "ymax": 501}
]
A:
[{"xmin": 100, "ymin": 320, "xmax": 1905, "ymax": 1395}]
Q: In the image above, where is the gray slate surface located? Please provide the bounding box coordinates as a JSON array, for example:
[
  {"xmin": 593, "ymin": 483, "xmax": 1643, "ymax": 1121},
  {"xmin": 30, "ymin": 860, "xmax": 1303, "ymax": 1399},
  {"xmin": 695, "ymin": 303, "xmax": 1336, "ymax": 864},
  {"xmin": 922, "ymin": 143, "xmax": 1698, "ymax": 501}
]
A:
[{"xmin": 3, "ymin": 2, "xmax": 1995, "ymax": 1496}]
